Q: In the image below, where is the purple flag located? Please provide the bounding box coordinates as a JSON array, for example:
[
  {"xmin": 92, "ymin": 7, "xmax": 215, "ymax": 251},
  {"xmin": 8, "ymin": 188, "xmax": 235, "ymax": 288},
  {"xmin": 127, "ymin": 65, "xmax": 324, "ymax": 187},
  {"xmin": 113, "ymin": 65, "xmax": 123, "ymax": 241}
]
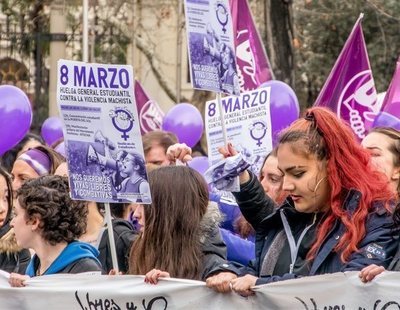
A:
[
  {"xmin": 371, "ymin": 57, "xmax": 400, "ymax": 130},
  {"xmin": 134, "ymin": 81, "xmax": 164, "ymax": 135},
  {"xmin": 230, "ymin": 0, "xmax": 273, "ymax": 92},
  {"xmin": 314, "ymin": 14, "xmax": 379, "ymax": 140},
  {"xmin": 381, "ymin": 57, "xmax": 400, "ymax": 117}
]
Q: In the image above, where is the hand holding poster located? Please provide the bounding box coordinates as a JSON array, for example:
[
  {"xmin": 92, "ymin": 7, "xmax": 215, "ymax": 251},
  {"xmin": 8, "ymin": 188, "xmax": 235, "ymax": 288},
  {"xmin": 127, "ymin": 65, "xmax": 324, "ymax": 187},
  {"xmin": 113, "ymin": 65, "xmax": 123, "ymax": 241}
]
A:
[
  {"xmin": 184, "ymin": 0, "xmax": 240, "ymax": 95},
  {"xmin": 56, "ymin": 60, "xmax": 151, "ymax": 204}
]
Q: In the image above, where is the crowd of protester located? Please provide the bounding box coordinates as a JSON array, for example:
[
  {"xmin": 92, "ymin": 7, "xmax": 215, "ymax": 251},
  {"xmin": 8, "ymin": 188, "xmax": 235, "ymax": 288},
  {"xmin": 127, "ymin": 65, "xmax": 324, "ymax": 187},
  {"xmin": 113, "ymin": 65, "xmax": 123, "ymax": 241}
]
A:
[{"xmin": 2, "ymin": 107, "xmax": 399, "ymax": 299}]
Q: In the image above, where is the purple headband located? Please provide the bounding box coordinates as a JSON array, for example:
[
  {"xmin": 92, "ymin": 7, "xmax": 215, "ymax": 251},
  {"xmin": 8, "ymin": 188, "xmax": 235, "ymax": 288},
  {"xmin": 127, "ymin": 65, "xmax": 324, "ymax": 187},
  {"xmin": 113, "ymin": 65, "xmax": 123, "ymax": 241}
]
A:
[{"xmin": 18, "ymin": 149, "xmax": 51, "ymax": 176}]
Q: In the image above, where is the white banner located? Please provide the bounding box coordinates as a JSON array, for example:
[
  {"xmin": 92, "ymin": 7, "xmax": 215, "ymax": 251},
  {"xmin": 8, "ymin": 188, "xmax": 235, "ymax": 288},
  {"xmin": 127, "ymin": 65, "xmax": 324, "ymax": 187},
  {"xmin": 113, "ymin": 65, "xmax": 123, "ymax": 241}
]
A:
[{"xmin": 2, "ymin": 271, "xmax": 400, "ymax": 309}]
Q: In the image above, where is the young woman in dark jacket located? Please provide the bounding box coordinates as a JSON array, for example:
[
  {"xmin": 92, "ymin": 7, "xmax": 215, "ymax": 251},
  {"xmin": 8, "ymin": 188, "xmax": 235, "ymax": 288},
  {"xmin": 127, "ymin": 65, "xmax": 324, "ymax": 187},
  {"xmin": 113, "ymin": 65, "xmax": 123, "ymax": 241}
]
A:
[
  {"xmin": 207, "ymin": 108, "xmax": 397, "ymax": 296},
  {"xmin": 0, "ymin": 166, "xmax": 30, "ymax": 273}
]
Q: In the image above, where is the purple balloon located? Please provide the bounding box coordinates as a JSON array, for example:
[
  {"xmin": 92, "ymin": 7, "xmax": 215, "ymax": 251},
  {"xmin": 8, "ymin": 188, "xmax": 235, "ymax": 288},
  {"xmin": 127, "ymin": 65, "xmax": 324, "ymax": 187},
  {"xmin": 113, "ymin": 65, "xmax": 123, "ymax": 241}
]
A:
[
  {"xmin": 258, "ymin": 80, "xmax": 300, "ymax": 146},
  {"xmin": 372, "ymin": 111, "xmax": 400, "ymax": 131},
  {"xmin": 54, "ymin": 141, "xmax": 66, "ymax": 157},
  {"xmin": 41, "ymin": 116, "xmax": 64, "ymax": 146},
  {"xmin": 188, "ymin": 156, "xmax": 210, "ymax": 175},
  {"xmin": 162, "ymin": 103, "xmax": 204, "ymax": 147},
  {"xmin": 0, "ymin": 85, "xmax": 32, "ymax": 156}
]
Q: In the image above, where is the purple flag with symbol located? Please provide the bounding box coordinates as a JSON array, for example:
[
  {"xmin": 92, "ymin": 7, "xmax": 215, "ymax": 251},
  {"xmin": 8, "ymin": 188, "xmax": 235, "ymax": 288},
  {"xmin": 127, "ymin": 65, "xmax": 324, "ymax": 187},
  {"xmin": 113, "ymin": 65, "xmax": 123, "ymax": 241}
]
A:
[
  {"xmin": 381, "ymin": 57, "xmax": 400, "ymax": 116},
  {"xmin": 314, "ymin": 14, "xmax": 379, "ymax": 139},
  {"xmin": 134, "ymin": 80, "xmax": 164, "ymax": 135},
  {"xmin": 230, "ymin": 0, "xmax": 273, "ymax": 92},
  {"xmin": 372, "ymin": 57, "xmax": 400, "ymax": 130}
]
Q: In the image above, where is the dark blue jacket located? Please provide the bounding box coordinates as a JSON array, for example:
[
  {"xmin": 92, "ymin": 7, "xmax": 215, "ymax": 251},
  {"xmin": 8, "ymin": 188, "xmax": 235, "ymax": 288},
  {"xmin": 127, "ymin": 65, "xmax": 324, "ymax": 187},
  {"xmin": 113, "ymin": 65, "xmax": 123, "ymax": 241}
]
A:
[{"xmin": 232, "ymin": 173, "xmax": 397, "ymax": 285}]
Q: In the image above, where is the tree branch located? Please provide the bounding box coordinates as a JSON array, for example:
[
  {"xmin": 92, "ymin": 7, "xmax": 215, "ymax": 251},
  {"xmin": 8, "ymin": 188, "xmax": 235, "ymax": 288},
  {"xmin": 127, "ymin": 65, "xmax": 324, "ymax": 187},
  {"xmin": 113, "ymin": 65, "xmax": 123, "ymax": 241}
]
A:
[{"xmin": 134, "ymin": 35, "xmax": 189, "ymax": 103}]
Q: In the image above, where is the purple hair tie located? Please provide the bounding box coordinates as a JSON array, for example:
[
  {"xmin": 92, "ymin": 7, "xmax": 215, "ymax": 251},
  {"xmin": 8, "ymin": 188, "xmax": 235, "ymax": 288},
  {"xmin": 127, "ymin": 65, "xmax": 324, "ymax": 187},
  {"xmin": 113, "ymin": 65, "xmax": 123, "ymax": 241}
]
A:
[{"xmin": 18, "ymin": 149, "xmax": 51, "ymax": 176}]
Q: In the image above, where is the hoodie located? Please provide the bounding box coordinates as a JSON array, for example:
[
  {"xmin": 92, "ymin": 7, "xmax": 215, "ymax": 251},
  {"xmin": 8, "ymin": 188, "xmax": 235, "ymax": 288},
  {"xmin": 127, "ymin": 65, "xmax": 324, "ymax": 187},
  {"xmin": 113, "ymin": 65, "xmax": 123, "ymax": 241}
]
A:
[{"xmin": 26, "ymin": 241, "xmax": 101, "ymax": 277}]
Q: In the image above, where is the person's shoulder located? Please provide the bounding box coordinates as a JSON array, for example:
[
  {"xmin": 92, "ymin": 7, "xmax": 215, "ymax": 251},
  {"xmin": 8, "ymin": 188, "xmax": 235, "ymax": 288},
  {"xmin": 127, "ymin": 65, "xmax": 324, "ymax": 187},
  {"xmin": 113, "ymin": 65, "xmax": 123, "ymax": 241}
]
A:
[
  {"xmin": 363, "ymin": 202, "xmax": 395, "ymax": 233},
  {"xmin": 61, "ymin": 257, "xmax": 102, "ymax": 274},
  {"xmin": 109, "ymin": 219, "xmax": 138, "ymax": 244},
  {"xmin": 370, "ymin": 200, "xmax": 394, "ymax": 215},
  {"xmin": 112, "ymin": 219, "xmax": 135, "ymax": 231}
]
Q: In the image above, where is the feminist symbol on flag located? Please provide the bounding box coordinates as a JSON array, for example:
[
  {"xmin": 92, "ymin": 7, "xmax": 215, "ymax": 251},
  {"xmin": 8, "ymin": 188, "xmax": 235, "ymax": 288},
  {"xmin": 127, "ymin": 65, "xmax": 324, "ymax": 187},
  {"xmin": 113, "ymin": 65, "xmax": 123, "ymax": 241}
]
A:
[
  {"xmin": 139, "ymin": 100, "xmax": 164, "ymax": 133},
  {"xmin": 337, "ymin": 70, "xmax": 377, "ymax": 139},
  {"xmin": 236, "ymin": 30, "xmax": 257, "ymax": 87}
]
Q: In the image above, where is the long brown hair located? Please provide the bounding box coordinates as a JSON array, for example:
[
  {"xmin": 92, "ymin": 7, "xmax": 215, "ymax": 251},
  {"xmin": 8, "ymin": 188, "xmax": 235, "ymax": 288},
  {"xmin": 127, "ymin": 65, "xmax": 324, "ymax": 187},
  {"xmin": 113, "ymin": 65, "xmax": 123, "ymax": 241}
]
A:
[
  {"xmin": 279, "ymin": 107, "xmax": 394, "ymax": 262},
  {"xmin": 128, "ymin": 166, "xmax": 209, "ymax": 279}
]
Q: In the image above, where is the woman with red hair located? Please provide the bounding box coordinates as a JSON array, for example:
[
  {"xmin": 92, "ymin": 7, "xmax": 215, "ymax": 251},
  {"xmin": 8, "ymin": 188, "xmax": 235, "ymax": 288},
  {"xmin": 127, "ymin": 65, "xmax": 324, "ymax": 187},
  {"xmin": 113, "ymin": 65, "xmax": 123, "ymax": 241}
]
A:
[{"xmin": 206, "ymin": 107, "xmax": 397, "ymax": 296}]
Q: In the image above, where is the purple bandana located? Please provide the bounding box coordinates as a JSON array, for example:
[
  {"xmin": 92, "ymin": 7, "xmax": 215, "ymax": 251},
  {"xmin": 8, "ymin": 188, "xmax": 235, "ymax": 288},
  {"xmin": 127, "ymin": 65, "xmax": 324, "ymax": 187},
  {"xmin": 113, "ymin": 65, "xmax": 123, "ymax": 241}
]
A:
[{"xmin": 18, "ymin": 149, "xmax": 51, "ymax": 176}]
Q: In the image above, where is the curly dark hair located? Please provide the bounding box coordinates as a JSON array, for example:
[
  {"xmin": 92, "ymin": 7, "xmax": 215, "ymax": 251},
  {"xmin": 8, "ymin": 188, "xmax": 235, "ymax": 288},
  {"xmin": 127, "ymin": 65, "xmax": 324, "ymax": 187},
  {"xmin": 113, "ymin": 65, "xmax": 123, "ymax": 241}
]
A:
[{"xmin": 17, "ymin": 175, "xmax": 87, "ymax": 245}]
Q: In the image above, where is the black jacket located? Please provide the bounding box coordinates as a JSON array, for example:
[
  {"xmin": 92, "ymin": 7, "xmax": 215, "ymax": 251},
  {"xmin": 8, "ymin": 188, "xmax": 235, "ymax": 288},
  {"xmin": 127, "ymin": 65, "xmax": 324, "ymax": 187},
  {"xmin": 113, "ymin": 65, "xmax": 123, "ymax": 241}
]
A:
[
  {"xmin": 230, "ymin": 172, "xmax": 397, "ymax": 285},
  {"xmin": 200, "ymin": 202, "xmax": 230, "ymax": 279},
  {"xmin": 98, "ymin": 219, "xmax": 138, "ymax": 274},
  {"xmin": 0, "ymin": 226, "xmax": 30, "ymax": 274},
  {"xmin": 26, "ymin": 241, "xmax": 102, "ymax": 276},
  {"xmin": 52, "ymin": 258, "xmax": 102, "ymax": 274}
]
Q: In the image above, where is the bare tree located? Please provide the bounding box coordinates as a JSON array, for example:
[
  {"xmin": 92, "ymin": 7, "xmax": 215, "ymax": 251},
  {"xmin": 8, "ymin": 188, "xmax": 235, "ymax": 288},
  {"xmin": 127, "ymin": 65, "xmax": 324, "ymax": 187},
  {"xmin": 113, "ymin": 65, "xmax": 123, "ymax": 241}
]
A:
[{"xmin": 264, "ymin": 0, "xmax": 295, "ymax": 86}]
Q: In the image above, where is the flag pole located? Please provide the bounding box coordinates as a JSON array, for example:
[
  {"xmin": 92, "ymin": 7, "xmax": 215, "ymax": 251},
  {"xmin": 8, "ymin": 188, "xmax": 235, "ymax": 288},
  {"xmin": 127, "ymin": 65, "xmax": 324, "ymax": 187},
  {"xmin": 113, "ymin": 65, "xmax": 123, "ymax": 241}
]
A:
[
  {"xmin": 216, "ymin": 92, "xmax": 228, "ymax": 145},
  {"xmin": 104, "ymin": 202, "xmax": 119, "ymax": 272},
  {"xmin": 82, "ymin": 0, "xmax": 89, "ymax": 62}
]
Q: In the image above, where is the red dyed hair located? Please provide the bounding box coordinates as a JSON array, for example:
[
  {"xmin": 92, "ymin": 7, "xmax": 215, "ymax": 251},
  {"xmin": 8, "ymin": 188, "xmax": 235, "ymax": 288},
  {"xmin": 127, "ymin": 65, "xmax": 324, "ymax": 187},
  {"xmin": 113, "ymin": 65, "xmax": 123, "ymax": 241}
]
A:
[{"xmin": 278, "ymin": 107, "xmax": 394, "ymax": 262}]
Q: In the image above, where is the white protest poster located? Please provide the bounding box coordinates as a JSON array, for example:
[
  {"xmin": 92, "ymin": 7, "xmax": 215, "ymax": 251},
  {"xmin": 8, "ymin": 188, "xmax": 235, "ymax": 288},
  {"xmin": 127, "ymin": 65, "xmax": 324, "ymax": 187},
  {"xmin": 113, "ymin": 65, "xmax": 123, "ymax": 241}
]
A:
[
  {"xmin": 205, "ymin": 87, "xmax": 273, "ymax": 176},
  {"xmin": 184, "ymin": 0, "xmax": 240, "ymax": 95},
  {"xmin": 56, "ymin": 60, "xmax": 151, "ymax": 204}
]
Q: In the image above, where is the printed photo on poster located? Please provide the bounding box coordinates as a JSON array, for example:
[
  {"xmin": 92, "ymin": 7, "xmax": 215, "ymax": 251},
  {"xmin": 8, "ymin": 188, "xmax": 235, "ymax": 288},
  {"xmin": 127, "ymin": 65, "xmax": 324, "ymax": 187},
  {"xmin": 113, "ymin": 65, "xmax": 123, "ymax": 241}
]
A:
[{"xmin": 185, "ymin": 0, "xmax": 240, "ymax": 95}]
